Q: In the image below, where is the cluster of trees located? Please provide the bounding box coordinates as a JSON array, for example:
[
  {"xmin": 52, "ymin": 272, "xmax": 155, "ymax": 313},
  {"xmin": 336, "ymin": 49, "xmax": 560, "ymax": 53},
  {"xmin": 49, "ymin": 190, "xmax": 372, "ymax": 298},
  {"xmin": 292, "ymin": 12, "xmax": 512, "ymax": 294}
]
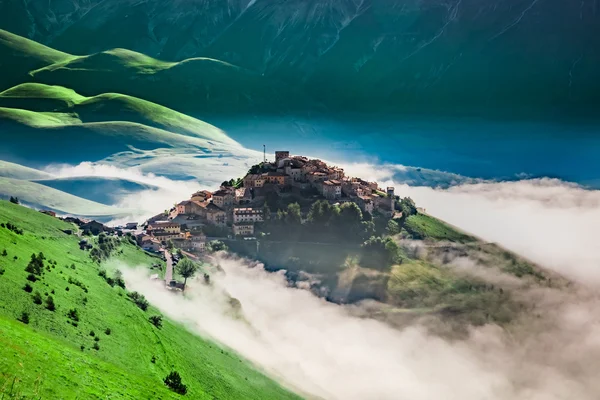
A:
[
  {"xmin": 1, "ymin": 222, "xmax": 23, "ymax": 235},
  {"xmin": 98, "ymin": 269, "xmax": 125, "ymax": 289},
  {"xmin": 90, "ymin": 233, "xmax": 119, "ymax": 263},
  {"xmin": 260, "ymin": 197, "xmax": 421, "ymax": 271},
  {"xmin": 220, "ymin": 177, "xmax": 243, "ymax": 189},
  {"xmin": 25, "ymin": 252, "xmax": 45, "ymax": 276},
  {"xmin": 265, "ymin": 200, "xmax": 379, "ymax": 243},
  {"xmin": 164, "ymin": 371, "xmax": 187, "ymax": 395}
]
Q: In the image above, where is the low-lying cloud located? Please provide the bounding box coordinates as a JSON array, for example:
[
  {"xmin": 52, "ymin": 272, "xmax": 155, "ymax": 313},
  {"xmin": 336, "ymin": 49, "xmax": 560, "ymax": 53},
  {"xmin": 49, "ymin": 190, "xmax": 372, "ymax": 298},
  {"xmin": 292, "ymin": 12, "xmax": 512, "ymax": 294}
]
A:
[
  {"xmin": 122, "ymin": 255, "xmax": 600, "ymax": 400},
  {"xmin": 345, "ymin": 163, "xmax": 600, "ymax": 285}
]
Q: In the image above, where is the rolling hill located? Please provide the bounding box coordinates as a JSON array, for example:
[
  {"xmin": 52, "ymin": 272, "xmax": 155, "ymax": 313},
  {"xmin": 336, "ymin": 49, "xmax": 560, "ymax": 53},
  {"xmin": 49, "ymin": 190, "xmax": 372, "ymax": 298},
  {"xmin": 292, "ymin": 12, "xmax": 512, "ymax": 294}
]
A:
[
  {"xmin": 0, "ymin": 29, "xmax": 75, "ymax": 92},
  {"xmin": 0, "ymin": 29, "xmax": 306, "ymax": 115},
  {"xmin": 0, "ymin": 83, "xmax": 236, "ymax": 144},
  {"xmin": 0, "ymin": 178, "xmax": 130, "ymax": 218},
  {"xmin": 0, "ymin": 200, "xmax": 300, "ymax": 399}
]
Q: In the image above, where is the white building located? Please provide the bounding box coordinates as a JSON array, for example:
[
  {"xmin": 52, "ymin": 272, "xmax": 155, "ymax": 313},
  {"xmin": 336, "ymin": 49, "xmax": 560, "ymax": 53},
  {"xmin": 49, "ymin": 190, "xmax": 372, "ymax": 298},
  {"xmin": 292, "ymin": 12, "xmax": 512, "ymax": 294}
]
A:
[{"xmin": 233, "ymin": 207, "xmax": 264, "ymax": 224}]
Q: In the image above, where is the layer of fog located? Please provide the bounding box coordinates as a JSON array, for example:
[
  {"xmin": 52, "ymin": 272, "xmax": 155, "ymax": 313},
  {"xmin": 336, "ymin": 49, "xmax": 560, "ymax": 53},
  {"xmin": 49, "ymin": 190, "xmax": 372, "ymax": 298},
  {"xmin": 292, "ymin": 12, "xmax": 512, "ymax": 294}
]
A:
[
  {"xmin": 122, "ymin": 254, "xmax": 600, "ymax": 400},
  {"xmin": 346, "ymin": 163, "xmax": 600, "ymax": 286}
]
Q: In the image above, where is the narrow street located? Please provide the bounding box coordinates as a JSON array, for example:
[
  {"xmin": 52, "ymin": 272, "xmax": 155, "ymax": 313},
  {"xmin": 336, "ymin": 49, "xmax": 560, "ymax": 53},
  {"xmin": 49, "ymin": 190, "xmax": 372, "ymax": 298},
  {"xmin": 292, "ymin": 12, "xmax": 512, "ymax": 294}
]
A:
[{"xmin": 164, "ymin": 250, "xmax": 173, "ymax": 284}]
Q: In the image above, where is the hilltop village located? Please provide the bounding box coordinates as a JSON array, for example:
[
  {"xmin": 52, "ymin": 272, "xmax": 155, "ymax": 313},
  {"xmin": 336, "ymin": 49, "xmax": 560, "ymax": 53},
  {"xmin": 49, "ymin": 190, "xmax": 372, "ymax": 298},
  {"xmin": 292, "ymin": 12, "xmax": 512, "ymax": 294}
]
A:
[{"xmin": 138, "ymin": 151, "xmax": 401, "ymax": 253}]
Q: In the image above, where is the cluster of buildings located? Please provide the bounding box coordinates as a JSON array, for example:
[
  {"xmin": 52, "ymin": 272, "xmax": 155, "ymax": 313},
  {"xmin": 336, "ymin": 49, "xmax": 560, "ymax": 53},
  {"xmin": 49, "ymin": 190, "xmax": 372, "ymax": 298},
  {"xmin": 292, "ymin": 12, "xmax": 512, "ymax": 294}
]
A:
[{"xmin": 139, "ymin": 151, "xmax": 397, "ymax": 251}]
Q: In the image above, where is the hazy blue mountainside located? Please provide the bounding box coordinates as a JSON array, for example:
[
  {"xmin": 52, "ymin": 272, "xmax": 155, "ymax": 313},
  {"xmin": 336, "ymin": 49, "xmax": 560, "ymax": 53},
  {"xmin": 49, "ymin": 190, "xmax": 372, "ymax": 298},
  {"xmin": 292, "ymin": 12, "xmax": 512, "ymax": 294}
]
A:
[{"xmin": 1, "ymin": 0, "xmax": 599, "ymax": 115}]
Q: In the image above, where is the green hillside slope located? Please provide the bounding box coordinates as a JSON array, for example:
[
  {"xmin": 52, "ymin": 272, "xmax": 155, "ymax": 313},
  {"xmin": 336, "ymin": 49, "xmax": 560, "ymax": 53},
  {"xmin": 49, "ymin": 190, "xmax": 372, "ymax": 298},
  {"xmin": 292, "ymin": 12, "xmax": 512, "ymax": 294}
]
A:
[
  {"xmin": 0, "ymin": 160, "xmax": 54, "ymax": 180},
  {"xmin": 29, "ymin": 48, "xmax": 302, "ymax": 114},
  {"xmin": 32, "ymin": 176, "xmax": 158, "ymax": 206},
  {"xmin": 0, "ymin": 201, "xmax": 300, "ymax": 399},
  {"xmin": 0, "ymin": 178, "xmax": 129, "ymax": 218},
  {"xmin": 0, "ymin": 83, "xmax": 236, "ymax": 144},
  {"xmin": 0, "ymin": 29, "xmax": 75, "ymax": 92},
  {"xmin": 0, "ymin": 106, "xmax": 237, "ymax": 165}
]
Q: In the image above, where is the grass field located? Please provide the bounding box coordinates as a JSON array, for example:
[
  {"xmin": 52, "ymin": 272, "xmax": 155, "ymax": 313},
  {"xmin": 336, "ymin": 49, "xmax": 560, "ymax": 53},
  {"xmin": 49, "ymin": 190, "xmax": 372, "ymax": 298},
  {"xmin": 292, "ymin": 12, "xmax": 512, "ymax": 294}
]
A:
[
  {"xmin": 0, "ymin": 201, "xmax": 300, "ymax": 399},
  {"xmin": 403, "ymin": 213, "xmax": 477, "ymax": 243}
]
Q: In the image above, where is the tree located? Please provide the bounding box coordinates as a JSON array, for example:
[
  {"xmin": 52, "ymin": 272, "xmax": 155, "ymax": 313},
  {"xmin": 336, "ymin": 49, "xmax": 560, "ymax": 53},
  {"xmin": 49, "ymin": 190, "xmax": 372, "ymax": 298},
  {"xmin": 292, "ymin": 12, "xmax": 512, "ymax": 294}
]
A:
[
  {"xmin": 149, "ymin": 315, "xmax": 163, "ymax": 328},
  {"xmin": 32, "ymin": 291, "xmax": 43, "ymax": 305},
  {"xmin": 45, "ymin": 296, "xmax": 56, "ymax": 311},
  {"xmin": 1, "ymin": 249, "xmax": 7, "ymax": 256},
  {"xmin": 19, "ymin": 311, "xmax": 29, "ymax": 324},
  {"xmin": 9, "ymin": 196, "xmax": 19, "ymax": 204},
  {"xmin": 164, "ymin": 371, "xmax": 188, "ymax": 395},
  {"xmin": 386, "ymin": 220, "xmax": 400, "ymax": 236},
  {"xmin": 206, "ymin": 240, "xmax": 227, "ymax": 253},
  {"xmin": 284, "ymin": 203, "xmax": 302, "ymax": 225},
  {"xmin": 176, "ymin": 257, "xmax": 198, "ymax": 291}
]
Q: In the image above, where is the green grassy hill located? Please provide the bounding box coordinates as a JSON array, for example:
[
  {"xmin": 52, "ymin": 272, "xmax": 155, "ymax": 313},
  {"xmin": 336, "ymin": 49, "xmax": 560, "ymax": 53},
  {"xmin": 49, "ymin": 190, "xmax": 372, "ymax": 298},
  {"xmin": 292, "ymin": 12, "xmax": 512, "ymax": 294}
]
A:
[
  {"xmin": 29, "ymin": 48, "xmax": 303, "ymax": 114},
  {"xmin": 0, "ymin": 161, "xmax": 53, "ymax": 180},
  {"xmin": 0, "ymin": 83, "xmax": 236, "ymax": 144},
  {"xmin": 0, "ymin": 201, "xmax": 300, "ymax": 399},
  {"xmin": 0, "ymin": 178, "xmax": 130, "ymax": 219},
  {"xmin": 0, "ymin": 29, "xmax": 75, "ymax": 92},
  {"xmin": 32, "ymin": 176, "xmax": 158, "ymax": 206},
  {"xmin": 0, "ymin": 106, "xmax": 234, "ymax": 165}
]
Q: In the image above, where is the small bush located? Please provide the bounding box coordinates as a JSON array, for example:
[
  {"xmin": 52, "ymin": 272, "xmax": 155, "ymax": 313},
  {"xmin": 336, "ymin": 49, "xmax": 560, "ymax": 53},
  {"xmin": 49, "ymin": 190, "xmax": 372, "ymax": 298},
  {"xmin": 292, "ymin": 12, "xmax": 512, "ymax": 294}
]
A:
[
  {"xmin": 89, "ymin": 330, "xmax": 95, "ymax": 337},
  {"xmin": 93, "ymin": 342, "xmax": 100, "ymax": 351},
  {"xmin": 94, "ymin": 336, "xmax": 100, "ymax": 342},
  {"xmin": 65, "ymin": 286, "xmax": 70, "ymax": 291},
  {"xmin": 23, "ymin": 283, "xmax": 33, "ymax": 293},
  {"xmin": 32, "ymin": 291, "xmax": 43, "ymax": 305},
  {"xmin": 0, "ymin": 267, "xmax": 5, "ymax": 275},
  {"xmin": 67, "ymin": 308, "xmax": 79, "ymax": 322},
  {"xmin": 26, "ymin": 274, "xmax": 37, "ymax": 282},
  {"xmin": 80, "ymin": 345, "xmax": 85, "ymax": 351},
  {"xmin": 149, "ymin": 315, "xmax": 163, "ymax": 328},
  {"xmin": 105, "ymin": 328, "xmax": 111, "ymax": 335},
  {"xmin": 19, "ymin": 311, "xmax": 29, "ymax": 324},
  {"xmin": 151, "ymin": 355, "xmax": 156, "ymax": 364},
  {"xmin": 13, "ymin": 255, "xmax": 18, "ymax": 260},
  {"xmin": 1, "ymin": 249, "xmax": 7, "ymax": 256},
  {"xmin": 164, "ymin": 371, "xmax": 187, "ymax": 395},
  {"xmin": 71, "ymin": 263, "xmax": 76, "ymax": 270},
  {"xmin": 128, "ymin": 292, "xmax": 149, "ymax": 311},
  {"xmin": 45, "ymin": 296, "xmax": 56, "ymax": 311},
  {"xmin": 51, "ymin": 289, "xmax": 55, "ymax": 294}
]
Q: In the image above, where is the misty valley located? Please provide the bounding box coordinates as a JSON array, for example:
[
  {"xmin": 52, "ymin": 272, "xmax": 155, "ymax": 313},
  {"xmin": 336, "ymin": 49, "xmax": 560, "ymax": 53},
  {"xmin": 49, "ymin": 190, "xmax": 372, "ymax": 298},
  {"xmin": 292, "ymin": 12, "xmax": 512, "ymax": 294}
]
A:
[{"xmin": 1, "ymin": 1, "xmax": 599, "ymax": 399}]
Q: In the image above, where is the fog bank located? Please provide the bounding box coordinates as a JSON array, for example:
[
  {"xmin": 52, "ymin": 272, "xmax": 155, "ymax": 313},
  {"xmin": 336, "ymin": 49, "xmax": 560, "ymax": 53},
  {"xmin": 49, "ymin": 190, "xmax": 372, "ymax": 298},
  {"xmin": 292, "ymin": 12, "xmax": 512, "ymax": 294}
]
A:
[{"xmin": 122, "ymin": 254, "xmax": 600, "ymax": 400}]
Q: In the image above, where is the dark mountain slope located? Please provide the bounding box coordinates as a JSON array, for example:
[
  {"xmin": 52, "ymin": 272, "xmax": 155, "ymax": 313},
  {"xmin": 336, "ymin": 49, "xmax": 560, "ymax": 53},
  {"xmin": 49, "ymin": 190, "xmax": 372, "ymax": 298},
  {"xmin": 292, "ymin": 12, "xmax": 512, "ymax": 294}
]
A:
[{"xmin": 2, "ymin": 0, "xmax": 598, "ymax": 115}]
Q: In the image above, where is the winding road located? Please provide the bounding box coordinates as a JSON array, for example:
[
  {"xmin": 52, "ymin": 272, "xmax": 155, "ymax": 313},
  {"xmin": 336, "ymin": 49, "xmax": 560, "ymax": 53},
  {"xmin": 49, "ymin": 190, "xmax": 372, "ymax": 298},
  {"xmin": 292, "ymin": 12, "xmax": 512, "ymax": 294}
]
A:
[{"xmin": 164, "ymin": 250, "xmax": 173, "ymax": 284}]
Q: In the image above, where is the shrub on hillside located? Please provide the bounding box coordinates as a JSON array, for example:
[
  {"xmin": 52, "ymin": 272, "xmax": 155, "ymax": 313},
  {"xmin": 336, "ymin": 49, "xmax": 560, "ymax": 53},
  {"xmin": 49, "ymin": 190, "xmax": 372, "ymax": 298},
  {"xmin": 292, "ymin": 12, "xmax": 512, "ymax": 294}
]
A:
[
  {"xmin": 128, "ymin": 292, "xmax": 149, "ymax": 311},
  {"xmin": 149, "ymin": 315, "xmax": 163, "ymax": 328},
  {"xmin": 0, "ymin": 267, "xmax": 5, "ymax": 276},
  {"xmin": 93, "ymin": 342, "xmax": 100, "ymax": 351},
  {"xmin": 89, "ymin": 330, "xmax": 95, "ymax": 337},
  {"xmin": 23, "ymin": 283, "xmax": 33, "ymax": 293},
  {"xmin": 26, "ymin": 274, "xmax": 37, "ymax": 282},
  {"xmin": 19, "ymin": 311, "xmax": 29, "ymax": 324},
  {"xmin": 9, "ymin": 196, "xmax": 19, "ymax": 204},
  {"xmin": 164, "ymin": 371, "xmax": 187, "ymax": 395},
  {"xmin": 105, "ymin": 328, "xmax": 111, "ymax": 335},
  {"xmin": 67, "ymin": 308, "xmax": 79, "ymax": 322},
  {"xmin": 2, "ymin": 249, "xmax": 7, "ymax": 256},
  {"xmin": 45, "ymin": 296, "xmax": 56, "ymax": 311},
  {"xmin": 32, "ymin": 291, "xmax": 43, "ymax": 305}
]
